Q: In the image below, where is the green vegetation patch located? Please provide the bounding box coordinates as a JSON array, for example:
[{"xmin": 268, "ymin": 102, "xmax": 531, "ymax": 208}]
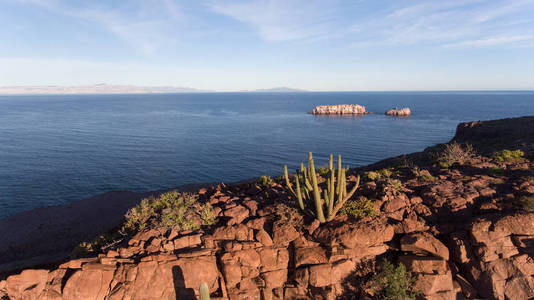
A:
[
  {"xmin": 71, "ymin": 231, "xmax": 122, "ymax": 257},
  {"xmin": 520, "ymin": 196, "xmax": 534, "ymax": 212},
  {"xmin": 365, "ymin": 168, "xmax": 397, "ymax": 181},
  {"xmin": 372, "ymin": 259, "xmax": 420, "ymax": 300},
  {"xmin": 122, "ymin": 190, "xmax": 216, "ymax": 233},
  {"xmin": 339, "ymin": 197, "xmax": 377, "ymax": 218},
  {"xmin": 491, "ymin": 149, "xmax": 525, "ymax": 162},
  {"xmin": 257, "ymin": 175, "xmax": 275, "ymax": 187}
]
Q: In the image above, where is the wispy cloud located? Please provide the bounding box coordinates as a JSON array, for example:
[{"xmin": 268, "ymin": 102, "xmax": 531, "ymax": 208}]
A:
[
  {"xmin": 443, "ymin": 35, "xmax": 534, "ymax": 48},
  {"xmin": 207, "ymin": 0, "xmax": 357, "ymax": 42},
  {"xmin": 208, "ymin": 0, "xmax": 534, "ymax": 48},
  {"xmin": 10, "ymin": 0, "xmax": 184, "ymax": 54}
]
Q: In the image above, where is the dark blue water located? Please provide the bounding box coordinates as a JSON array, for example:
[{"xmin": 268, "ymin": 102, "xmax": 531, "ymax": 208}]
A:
[{"xmin": 1, "ymin": 91, "xmax": 534, "ymax": 218}]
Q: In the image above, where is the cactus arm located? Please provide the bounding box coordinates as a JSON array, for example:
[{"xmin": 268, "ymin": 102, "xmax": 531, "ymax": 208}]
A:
[
  {"xmin": 327, "ymin": 169, "xmax": 335, "ymax": 218},
  {"xmin": 309, "ymin": 152, "xmax": 326, "ymax": 223},
  {"xmin": 284, "ymin": 165, "xmax": 297, "ymax": 198},
  {"xmin": 328, "ymin": 174, "xmax": 360, "ymax": 221},
  {"xmin": 295, "ymin": 172, "xmax": 305, "ymax": 211},
  {"xmin": 343, "ymin": 174, "xmax": 360, "ymax": 202},
  {"xmin": 335, "ymin": 155, "xmax": 343, "ymax": 204}
]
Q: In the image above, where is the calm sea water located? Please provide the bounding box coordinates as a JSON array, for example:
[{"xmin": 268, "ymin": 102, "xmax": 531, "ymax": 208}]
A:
[{"xmin": 1, "ymin": 91, "xmax": 534, "ymax": 218}]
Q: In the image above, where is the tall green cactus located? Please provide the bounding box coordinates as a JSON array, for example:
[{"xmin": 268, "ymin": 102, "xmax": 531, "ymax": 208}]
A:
[
  {"xmin": 284, "ymin": 152, "xmax": 360, "ymax": 223},
  {"xmin": 199, "ymin": 282, "xmax": 210, "ymax": 300}
]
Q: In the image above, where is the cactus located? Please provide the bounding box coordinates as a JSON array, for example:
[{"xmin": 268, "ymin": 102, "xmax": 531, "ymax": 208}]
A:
[
  {"xmin": 284, "ymin": 152, "xmax": 360, "ymax": 223},
  {"xmin": 199, "ymin": 282, "xmax": 210, "ymax": 300}
]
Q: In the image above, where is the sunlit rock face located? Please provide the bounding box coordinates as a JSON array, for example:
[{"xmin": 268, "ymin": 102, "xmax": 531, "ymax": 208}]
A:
[{"xmin": 312, "ymin": 104, "xmax": 368, "ymax": 115}]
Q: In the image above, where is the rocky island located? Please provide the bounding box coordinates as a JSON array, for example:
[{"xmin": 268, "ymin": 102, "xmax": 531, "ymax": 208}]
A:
[
  {"xmin": 311, "ymin": 104, "xmax": 369, "ymax": 115},
  {"xmin": 1, "ymin": 116, "xmax": 534, "ymax": 300},
  {"xmin": 385, "ymin": 107, "xmax": 411, "ymax": 116}
]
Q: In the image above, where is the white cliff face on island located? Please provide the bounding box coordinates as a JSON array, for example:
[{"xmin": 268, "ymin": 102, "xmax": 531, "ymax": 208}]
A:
[
  {"xmin": 385, "ymin": 107, "xmax": 411, "ymax": 116},
  {"xmin": 311, "ymin": 104, "xmax": 368, "ymax": 115}
]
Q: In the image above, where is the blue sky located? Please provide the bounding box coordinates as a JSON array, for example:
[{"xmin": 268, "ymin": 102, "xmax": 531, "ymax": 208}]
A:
[{"xmin": 1, "ymin": 0, "xmax": 534, "ymax": 91}]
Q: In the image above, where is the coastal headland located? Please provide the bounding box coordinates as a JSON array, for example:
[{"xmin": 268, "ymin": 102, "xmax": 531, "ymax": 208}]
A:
[{"xmin": 1, "ymin": 116, "xmax": 533, "ymax": 299}]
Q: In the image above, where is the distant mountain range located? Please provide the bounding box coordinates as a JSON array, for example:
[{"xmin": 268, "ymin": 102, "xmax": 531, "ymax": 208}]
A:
[
  {"xmin": 246, "ymin": 87, "xmax": 307, "ymax": 93},
  {"xmin": 0, "ymin": 84, "xmax": 212, "ymax": 95},
  {"xmin": 0, "ymin": 84, "xmax": 307, "ymax": 95}
]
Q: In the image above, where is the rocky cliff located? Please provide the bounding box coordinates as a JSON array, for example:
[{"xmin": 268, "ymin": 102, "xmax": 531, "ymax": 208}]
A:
[{"xmin": 1, "ymin": 116, "xmax": 533, "ymax": 300}]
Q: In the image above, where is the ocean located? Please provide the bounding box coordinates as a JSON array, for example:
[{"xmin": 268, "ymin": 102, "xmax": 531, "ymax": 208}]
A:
[{"xmin": 1, "ymin": 91, "xmax": 533, "ymax": 218}]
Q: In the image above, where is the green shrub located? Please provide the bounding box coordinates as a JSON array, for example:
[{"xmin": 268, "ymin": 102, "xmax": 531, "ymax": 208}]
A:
[
  {"xmin": 365, "ymin": 168, "xmax": 396, "ymax": 181},
  {"xmin": 436, "ymin": 142, "xmax": 475, "ymax": 168},
  {"xmin": 388, "ymin": 179, "xmax": 403, "ymax": 192},
  {"xmin": 372, "ymin": 259, "xmax": 420, "ymax": 300},
  {"xmin": 419, "ymin": 175, "xmax": 435, "ymax": 182},
  {"xmin": 71, "ymin": 232, "xmax": 122, "ymax": 257},
  {"xmin": 122, "ymin": 191, "xmax": 216, "ymax": 233},
  {"xmin": 520, "ymin": 196, "xmax": 534, "ymax": 212},
  {"xmin": 257, "ymin": 175, "xmax": 274, "ymax": 187},
  {"xmin": 339, "ymin": 197, "xmax": 377, "ymax": 218},
  {"xmin": 491, "ymin": 149, "xmax": 525, "ymax": 162},
  {"xmin": 317, "ymin": 167, "xmax": 330, "ymax": 177}
]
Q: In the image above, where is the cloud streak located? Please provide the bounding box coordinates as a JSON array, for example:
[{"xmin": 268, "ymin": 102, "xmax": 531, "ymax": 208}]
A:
[
  {"xmin": 208, "ymin": 0, "xmax": 534, "ymax": 48},
  {"xmin": 10, "ymin": 0, "xmax": 184, "ymax": 54}
]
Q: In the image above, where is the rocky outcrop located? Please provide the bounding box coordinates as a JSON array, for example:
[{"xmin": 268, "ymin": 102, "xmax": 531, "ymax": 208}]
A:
[
  {"xmin": 311, "ymin": 104, "xmax": 368, "ymax": 115},
  {"xmin": 454, "ymin": 116, "xmax": 534, "ymax": 143},
  {"xmin": 385, "ymin": 107, "xmax": 411, "ymax": 116},
  {"xmin": 0, "ymin": 182, "xmax": 396, "ymax": 299}
]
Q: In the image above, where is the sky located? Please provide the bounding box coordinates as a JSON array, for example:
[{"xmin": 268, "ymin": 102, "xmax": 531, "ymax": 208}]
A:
[{"xmin": 1, "ymin": 0, "xmax": 534, "ymax": 91}]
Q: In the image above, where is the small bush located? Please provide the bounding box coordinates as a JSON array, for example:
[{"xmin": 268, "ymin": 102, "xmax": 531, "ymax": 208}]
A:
[
  {"xmin": 257, "ymin": 175, "xmax": 275, "ymax": 187},
  {"xmin": 372, "ymin": 259, "xmax": 420, "ymax": 300},
  {"xmin": 413, "ymin": 168, "xmax": 436, "ymax": 183},
  {"xmin": 71, "ymin": 232, "xmax": 122, "ymax": 257},
  {"xmin": 318, "ymin": 167, "xmax": 330, "ymax": 177},
  {"xmin": 388, "ymin": 179, "xmax": 403, "ymax": 192},
  {"xmin": 365, "ymin": 168, "xmax": 395, "ymax": 181},
  {"xmin": 520, "ymin": 196, "xmax": 534, "ymax": 212},
  {"xmin": 419, "ymin": 174, "xmax": 436, "ymax": 182},
  {"xmin": 122, "ymin": 191, "xmax": 216, "ymax": 233},
  {"xmin": 491, "ymin": 149, "xmax": 525, "ymax": 162},
  {"xmin": 339, "ymin": 197, "xmax": 377, "ymax": 218},
  {"xmin": 436, "ymin": 142, "xmax": 475, "ymax": 168}
]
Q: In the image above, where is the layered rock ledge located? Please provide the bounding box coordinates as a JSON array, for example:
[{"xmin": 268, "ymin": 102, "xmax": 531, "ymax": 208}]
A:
[
  {"xmin": 311, "ymin": 104, "xmax": 368, "ymax": 115},
  {"xmin": 1, "ymin": 116, "xmax": 534, "ymax": 300}
]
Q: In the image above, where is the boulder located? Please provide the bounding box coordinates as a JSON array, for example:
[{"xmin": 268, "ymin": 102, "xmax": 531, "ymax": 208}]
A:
[
  {"xmin": 5, "ymin": 269, "xmax": 49, "ymax": 300},
  {"xmin": 400, "ymin": 232, "xmax": 450, "ymax": 260},
  {"xmin": 313, "ymin": 218, "xmax": 394, "ymax": 250},
  {"xmin": 398, "ymin": 256, "xmax": 448, "ymax": 274},
  {"xmin": 294, "ymin": 247, "xmax": 328, "ymax": 267}
]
